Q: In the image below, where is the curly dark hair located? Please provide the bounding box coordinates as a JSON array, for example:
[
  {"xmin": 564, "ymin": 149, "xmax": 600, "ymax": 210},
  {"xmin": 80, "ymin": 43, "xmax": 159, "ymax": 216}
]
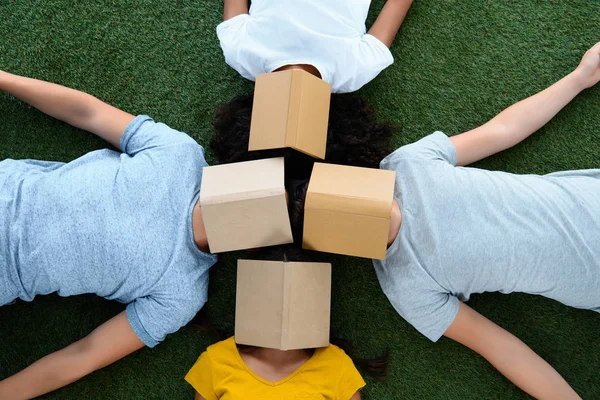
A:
[{"xmin": 209, "ymin": 92, "xmax": 396, "ymax": 179}]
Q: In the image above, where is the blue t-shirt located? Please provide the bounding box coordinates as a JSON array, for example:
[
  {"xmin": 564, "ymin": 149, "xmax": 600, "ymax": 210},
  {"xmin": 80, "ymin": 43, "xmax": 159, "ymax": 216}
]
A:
[
  {"xmin": 0, "ymin": 116, "xmax": 217, "ymax": 347},
  {"xmin": 374, "ymin": 132, "xmax": 600, "ymax": 342}
]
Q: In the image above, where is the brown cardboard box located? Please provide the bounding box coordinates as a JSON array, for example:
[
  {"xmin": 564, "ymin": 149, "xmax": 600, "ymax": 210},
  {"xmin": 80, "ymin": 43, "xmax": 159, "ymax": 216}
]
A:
[
  {"xmin": 303, "ymin": 163, "xmax": 396, "ymax": 260},
  {"xmin": 249, "ymin": 69, "xmax": 331, "ymax": 159},
  {"xmin": 199, "ymin": 157, "xmax": 293, "ymax": 253},
  {"xmin": 235, "ymin": 259, "xmax": 332, "ymax": 350}
]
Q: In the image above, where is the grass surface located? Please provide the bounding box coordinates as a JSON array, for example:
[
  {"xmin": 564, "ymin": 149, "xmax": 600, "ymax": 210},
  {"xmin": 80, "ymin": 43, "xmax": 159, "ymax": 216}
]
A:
[{"xmin": 1, "ymin": 1, "xmax": 600, "ymax": 399}]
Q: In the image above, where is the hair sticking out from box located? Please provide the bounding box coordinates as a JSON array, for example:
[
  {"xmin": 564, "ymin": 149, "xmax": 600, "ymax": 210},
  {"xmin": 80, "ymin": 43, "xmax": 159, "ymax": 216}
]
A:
[
  {"xmin": 210, "ymin": 93, "xmax": 396, "ymax": 179},
  {"xmin": 286, "ymin": 178, "xmax": 309, "ymax": 246}
]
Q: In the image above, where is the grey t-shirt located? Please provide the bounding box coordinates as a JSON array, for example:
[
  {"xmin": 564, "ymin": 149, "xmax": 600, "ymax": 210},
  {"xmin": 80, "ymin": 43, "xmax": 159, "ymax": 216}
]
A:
[
  {"xmin": 0, "ymin": 116, "xmax": 217, "ymax": 347},
  {"xmin": 373, "ymin": 132, "xmax": 600, "ymax": 342}
]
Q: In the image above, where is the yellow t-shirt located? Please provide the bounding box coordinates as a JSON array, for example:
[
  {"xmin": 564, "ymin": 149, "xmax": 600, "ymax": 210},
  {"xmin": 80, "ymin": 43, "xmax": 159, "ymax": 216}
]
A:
[{"xmin": 185, "ymin": 337, "xmax": 366, "ymax": 400}]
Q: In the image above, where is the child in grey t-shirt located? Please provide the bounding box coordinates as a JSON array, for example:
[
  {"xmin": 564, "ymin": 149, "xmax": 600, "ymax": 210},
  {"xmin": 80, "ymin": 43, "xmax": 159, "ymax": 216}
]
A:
[
  {"xmin": 0, "ymin": 70, "xmax": 216, "ymax": 398},
  {"xmin": 375, "ymin": 42, "xmax": 600, "ymax": 399}
]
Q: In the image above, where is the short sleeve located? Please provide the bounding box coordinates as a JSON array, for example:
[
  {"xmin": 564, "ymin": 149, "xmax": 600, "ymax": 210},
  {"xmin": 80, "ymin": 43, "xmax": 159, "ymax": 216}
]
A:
[
  {"xmin": 382, "ymin": 132, "xmax": 458, "ymax": 168},
  {"xmin": 185, "ymin": 352, "xmax": 218, "ymax": 400},
  {"xmin": 216, "ymin": 14, "xmax": 255, "ymax": 80},
  {"xmin": 388, "ymin": 287, "xmax": 460, "ymax": 342},
  {"xmin": 337, "ymin": 34, "xmax": 393, "ymax": 93},
  {"xmin": 125, "ymin": 286, "xmax": 207, "ymax": 348},
  {"xmin": 336, "ymin": 350, "xmax": 366, "ymax": 400},
  {"xmin": 120, "ymin": 115, "xmax": 198, "ymax": 156}
]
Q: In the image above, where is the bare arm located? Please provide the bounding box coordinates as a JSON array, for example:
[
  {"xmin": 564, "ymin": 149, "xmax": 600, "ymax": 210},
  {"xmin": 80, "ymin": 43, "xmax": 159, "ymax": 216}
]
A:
[
  {"xmin": 367, "ymin": 0, "xmax": 413, "ymax": 48},
  {"xmin": 349, "ymin": 390, "xmax": 361, "ymax": 400},
  {"xmin": 223, "ymin": 0, "xmax": 248, "ymax": 20},
  {"xmin": 0, "ymin": 70, "xmax": 134, "ymax": 150},
  {"xmin": 0, "ymin": 312, "xmax": 144, "ymax": 400},
  {"xmin": 450, "ymin": 41, "xmax": 600, "ymax": 166},
  {"xmin": 444, "ymin": 303, "xmax": 581, "ymax": 400},
  {"xmin": 195, "ymin": 392, "xmax": 206, "ymax": 400}
]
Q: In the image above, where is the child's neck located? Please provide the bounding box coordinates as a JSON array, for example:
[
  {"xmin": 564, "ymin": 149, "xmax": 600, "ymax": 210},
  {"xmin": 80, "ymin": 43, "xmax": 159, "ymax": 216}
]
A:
[
  {"xmin": 191, "ymin": 198, "xmax": 209, "ymax": 252},
  {"xmin": 388, "ymin": 199, "xmax": 402, "ymax": 248},
  {"xmin": 275, "ymin": 64, "xmax": 322, "ymax": 79},
  {"xmin": 241, "ymin": 347, "xmax": 313, "ymax": 383}
]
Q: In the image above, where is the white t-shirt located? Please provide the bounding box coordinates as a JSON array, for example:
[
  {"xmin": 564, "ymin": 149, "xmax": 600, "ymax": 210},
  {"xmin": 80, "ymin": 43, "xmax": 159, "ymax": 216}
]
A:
[{"xmin": 216, "ymin": 0, "xmax": 394, "ymax": 93}]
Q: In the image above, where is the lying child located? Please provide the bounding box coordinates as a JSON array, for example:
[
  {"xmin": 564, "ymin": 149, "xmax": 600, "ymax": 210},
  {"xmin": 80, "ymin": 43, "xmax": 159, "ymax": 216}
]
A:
[{"xmin": 217, "ymin": 0, "xmax": 413, "ymax": 93}]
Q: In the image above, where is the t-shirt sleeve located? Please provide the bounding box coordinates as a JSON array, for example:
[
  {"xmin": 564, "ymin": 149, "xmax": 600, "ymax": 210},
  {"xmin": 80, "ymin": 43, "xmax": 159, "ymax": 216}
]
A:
[
  {"xmin": 337, "ymin": 34, "xmax": 393, "ymax": 93},
  {"xmin": 120, "ymin": 115, "xmax": 198, "ymax": 156},
  {"xmin": 216, "ymin": 14, "xmax": 255, "ymax": 81},
  {"xmin": 388, "ymin": 286, "xmax": 460, "ymax": 342},
  {"xmin": 185, "ymin": 352, "xmax": 218, "ymax": 400},
  {"xmin": 382, "ymin": 132, "xmax": 458, "ymax": 169},
  {"xmin": 125, "ymin": 282, "xmax": 208, "ymax": 348},
  {"xmin": 336, "ymin": 351, "xmax": 366, "ymax": 400}
]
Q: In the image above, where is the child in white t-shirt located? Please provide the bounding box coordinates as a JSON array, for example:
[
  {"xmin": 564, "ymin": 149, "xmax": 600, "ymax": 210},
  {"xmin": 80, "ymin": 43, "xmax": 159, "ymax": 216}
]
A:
[{"xmin": 217, "ymin": 0, "xmax": 413, "ymax": 93}]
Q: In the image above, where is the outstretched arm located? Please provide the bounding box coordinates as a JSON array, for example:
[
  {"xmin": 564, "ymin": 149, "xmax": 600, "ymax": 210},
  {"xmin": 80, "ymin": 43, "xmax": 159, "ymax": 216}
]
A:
[
  {"xmin": 0, "ymin": 70, "xmax": 134, "ymax": 150},
  {"xmin": 368, "ymin": 0, "xmax": 413, "ymax": 48},
  {"xmin": 444, "ymin": 303, "xmax": 581, "ymax": 400},
  {"xmin": 0, "ymin": 312, "xmax": 144, "ymax": 400},
  {"xmin": 450, "ymin": 41, "xmax": 600, "ymax": 166},
  {"xmin": 223, "ymin": 0, "xmax": 248, "ymax": 20}
]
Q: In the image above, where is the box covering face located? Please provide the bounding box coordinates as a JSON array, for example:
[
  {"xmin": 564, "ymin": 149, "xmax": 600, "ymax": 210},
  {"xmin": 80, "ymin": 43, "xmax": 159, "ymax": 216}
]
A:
[
  {"xmin": 235, "ymin": 259, "xmax": 332, "ymax": 350},
  {"xmin": 199, "ymin": 157, "xmax": 293, "ymax": 253},
  {"xmin": 303, "ymin": 163, "xmax": 396, "ymax": 260},
  {"xmin": 249, "ymin": 69, "xmax": 331, "ymax": 159}
]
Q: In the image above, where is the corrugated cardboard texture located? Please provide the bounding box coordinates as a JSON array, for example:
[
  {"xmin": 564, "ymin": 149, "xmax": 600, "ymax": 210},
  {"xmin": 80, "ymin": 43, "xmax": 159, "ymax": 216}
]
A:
[
  {"xmin": 303, "ymin": 163, "xmax": 396, "ymax": 260},
  {"xmin": 235, "ymin": 260, "xmax": 331, "ymax": 350},
  {"xmin": 249, "ymin": 69, "xmax": 331, "ymax": 159},
  {"xmin": 200, "ymin": 158, "xmax": 293, "ymax": 253}
]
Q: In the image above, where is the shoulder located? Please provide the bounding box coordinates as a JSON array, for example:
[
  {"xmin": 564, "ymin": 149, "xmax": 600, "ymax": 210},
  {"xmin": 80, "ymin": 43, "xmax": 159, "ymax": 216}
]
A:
[
  {"xmin": 316, "ymin": 343, "xmax": 356, "ymax": 371},
  {"xmin": 204, "ymin": 337, "xmax": 244, "ymax": 373},
  {"xmin": 333, "ymin": 34, "xmax": 394, "ymax": 93},
  {"xmin": 216, "ymin": 14, "xmax": 250, "ymax": 46},
  {"xmin": 319, "ymin": 344, "xmax": 366, "ymax": 398},
  {"xmin": 381, "ymin": 132, "xmax": 457, "ymax": 170},
  {"xmin": 189, "ymin": 338, "xmax": 238, "ymax": 371},
  {"xmin": 206, "ymin": 337, "xmax": 238, "ymax": 359},
  {"xmin": 158, "ymin": 263, "xmax": 214, "ymax": 316},
  {"xmin": 120, "ymin": 115, "xmax": 204, "ymax": 158}
]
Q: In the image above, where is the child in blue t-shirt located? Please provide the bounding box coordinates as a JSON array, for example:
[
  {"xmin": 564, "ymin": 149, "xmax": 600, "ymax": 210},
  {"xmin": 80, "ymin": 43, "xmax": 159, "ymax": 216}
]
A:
[{"xmin": 0, "ymin": 70, "xmax": 217, "ymax": 399}]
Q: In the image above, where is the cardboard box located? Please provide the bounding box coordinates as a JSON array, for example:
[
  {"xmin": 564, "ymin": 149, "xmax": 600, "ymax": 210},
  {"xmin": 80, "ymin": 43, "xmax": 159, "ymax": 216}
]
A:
[
  {"xmin": 199, "ymin": 157, "xmax": 293, "ymax": 253},
  {"xmin": 303, "ymin": 163, "xmax": 396, "ymax": 260},
  {"xmin": 235, "ymin": 259, "xmax": 332, "ymax": 350},
  {"xmin": 249, "ymin": 69, "xmax": 331, "ymax": 159}
]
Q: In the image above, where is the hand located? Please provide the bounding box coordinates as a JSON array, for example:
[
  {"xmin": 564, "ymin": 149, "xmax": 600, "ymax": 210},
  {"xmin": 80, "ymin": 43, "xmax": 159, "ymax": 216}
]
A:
[{"xmin": 574, "ymin": 41, "xmax": 600, "ymax": 89}]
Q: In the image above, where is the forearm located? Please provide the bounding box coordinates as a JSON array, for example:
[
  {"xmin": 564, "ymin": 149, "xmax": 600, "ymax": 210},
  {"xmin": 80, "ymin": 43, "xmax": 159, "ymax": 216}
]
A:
[
  {"xmin": 452, "ymin": 71, "xmax": 587, "ymax": 165},
  {"xmin": 368, "ymin": 0, "xmax": 413, "ymax": 48},
  {"xmin": 0, "ymin": 70, "xmax": 101, "ymax": 131},
  {"xmin": 486, "ymin": 71, "xmax": 585, "ymax": 149},
  {"xmin": 223, "ymin": 0, "xmax": 248, "ymax": 20},
  {"xmin": 483, "ymin": 335, "xmax": 580, "ymax": 400},
  {"xmin": 0, "ymin": 342, "xmax": 93, "ymax": 400},
  {"xmin": 0, "ymin": 70, "xmax": 133, "ymax": 148}
]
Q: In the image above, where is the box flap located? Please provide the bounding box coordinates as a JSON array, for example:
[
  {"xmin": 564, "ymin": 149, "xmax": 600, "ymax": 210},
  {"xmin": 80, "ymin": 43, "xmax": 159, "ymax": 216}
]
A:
[
  {"xmin": 235, "ymin": 260, "xmax": 285, "ymax": 348},
  {"xmin": 200, "ymin": 157, "xmax": 285, "ymax": 205},
  {"xmin": 282, "ymin": 261, "xmax": 331, "ymax": 350},
  {"xmin": 293, "ymin": 71, "xmax": 330, "ymax": 160},
  {"xmin": 305, "ymin": 163, "xmax": 396, "ymax": 218},
  {"xmin": 248, "ymin": 71, "xmax": 292, "ymax": 151}
]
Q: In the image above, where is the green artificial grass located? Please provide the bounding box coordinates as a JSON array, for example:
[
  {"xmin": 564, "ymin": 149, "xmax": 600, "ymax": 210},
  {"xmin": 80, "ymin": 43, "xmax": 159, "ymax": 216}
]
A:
[{"xmin": 1, "ymin": 0, "xmax": 600, "ymax": 399}]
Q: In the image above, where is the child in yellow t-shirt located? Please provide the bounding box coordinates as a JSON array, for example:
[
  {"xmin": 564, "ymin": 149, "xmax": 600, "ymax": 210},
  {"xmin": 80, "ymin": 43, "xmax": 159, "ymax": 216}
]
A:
[{"xmin": 185, "ymin": 336, "xmax": 373, "ymax": 400}]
